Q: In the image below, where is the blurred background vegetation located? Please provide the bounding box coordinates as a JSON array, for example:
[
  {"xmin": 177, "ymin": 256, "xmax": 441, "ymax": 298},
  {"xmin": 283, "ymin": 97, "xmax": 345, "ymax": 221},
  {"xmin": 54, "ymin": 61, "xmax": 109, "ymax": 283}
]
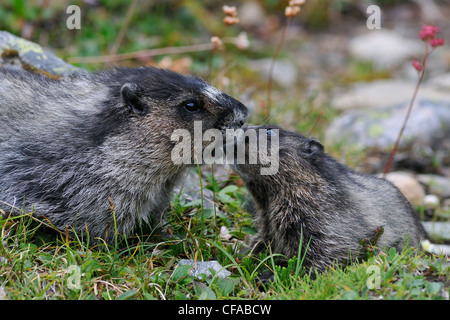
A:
[{"xmin": 0, "ymin": 0, "xmax": 449, "ymax": 158}]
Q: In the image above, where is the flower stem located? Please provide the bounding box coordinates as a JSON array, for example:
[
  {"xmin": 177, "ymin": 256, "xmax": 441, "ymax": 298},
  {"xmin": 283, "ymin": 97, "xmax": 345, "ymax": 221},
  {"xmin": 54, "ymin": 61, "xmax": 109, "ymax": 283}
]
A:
[
  {"xmin": 266, "ymin": 16, "xmax": 292, "ymax": 118},
  {"xmin": 383, "ymin": 45, "xmax": 431, "ymax": 177}
]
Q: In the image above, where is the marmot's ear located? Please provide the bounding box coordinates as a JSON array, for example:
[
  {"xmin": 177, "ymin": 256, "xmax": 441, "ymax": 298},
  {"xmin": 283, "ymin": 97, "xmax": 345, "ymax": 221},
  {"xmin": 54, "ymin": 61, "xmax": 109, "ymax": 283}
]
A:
[
  {"xmin": 300, "ymin": 138, "xmax": 324, "ymax": 157},
  {"xmin": 307, "ymin": 138, "xmax": 324, "ymax": 155},
  {"xmin": 120, "ymin": 83, "xmax": 149, "ymax": 115}
]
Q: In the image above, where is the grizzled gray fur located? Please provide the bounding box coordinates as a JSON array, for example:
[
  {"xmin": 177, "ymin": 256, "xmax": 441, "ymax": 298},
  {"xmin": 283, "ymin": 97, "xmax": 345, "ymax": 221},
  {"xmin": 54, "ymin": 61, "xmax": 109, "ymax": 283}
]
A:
[
  {"xmin": 232, "ymin": 126, "xmax": 427, "ymax": 272},
  {"xmin": 0, "ymin": 67, "xmax": 247, "ymax": 242}
]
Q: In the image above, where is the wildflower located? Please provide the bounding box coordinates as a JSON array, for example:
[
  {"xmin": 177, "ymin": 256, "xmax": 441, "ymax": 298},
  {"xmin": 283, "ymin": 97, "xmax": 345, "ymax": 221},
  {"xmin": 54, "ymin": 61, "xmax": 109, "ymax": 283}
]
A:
[
  {"xmin": 222, "ymin": 5, "xmax": 239, "ymax": 25},
  {"xmin": 289, "ymin": 0, "xmax": 305, "ymax": 5},
  {"xmin": 386, "ymin": 23, "xmax": 442, "ymax": 176},
  {"xmin": 411, "ymin": 60, "xmax": 422, "ymax": 72},
  {"xmin": 430, "ymin": 38, "xmax": 445, "ymax": 48},
  {"xmin": 222, "ymin": 5, "xmax": 237, "ymax": 17},
  {"xmin": 285, "ymin": 0, "xmax": 305, "ymax": 17},
  {"xmin": 223, "ymin": 16, "xmax": 239, "ymax": 25},
  {"xmin": 285, "ymin": 5, "xmax": 301, "ymax": 17},
  {"xmin": 235, "ymin": 32, "xmax": 250, "ymax": 50},
  {"xmin": 419, "ymin": 24, "xmax": 439, "ymax": 41},
  {"xmin": 210, "ymin": 36, "xmax": 223, "ymax": 50}
]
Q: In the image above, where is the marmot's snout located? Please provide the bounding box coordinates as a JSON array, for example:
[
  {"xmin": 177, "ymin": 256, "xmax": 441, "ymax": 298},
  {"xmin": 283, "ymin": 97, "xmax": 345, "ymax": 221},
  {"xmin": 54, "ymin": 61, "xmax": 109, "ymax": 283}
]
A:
[
  {"xmin": 216, "ymin": 100, "xmax": 248, "ymax": 130},
  {"xmin": 200, "ymin": 84, "xmax": 248, "ymax": 131}
]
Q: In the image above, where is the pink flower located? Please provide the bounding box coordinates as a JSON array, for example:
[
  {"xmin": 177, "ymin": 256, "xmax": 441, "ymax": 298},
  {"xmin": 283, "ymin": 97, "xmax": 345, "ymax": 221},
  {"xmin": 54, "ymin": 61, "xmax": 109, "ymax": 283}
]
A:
[
  {"xmin": 419, "ymin": 24, "xmax": 439, "ymax": 41},
  {"xmin": 222, "ymin": 5, "xmax": 237, "ymax": 17},
  {"xmin": 430, "ymin": 38, "xmax": 445, "ymax": 48},
  {"xmin": 223, "ymin": 16, "xmax": 239, "ymax": 25},
  {"xmin": 285, "ymin": 5, "xmax": 301, "ymax": 17},
  {"xmin": 210, "ymin": 36, "xmax": 223, "ymax": 49},
  {"xmin": 411, "ymin": 60, "xmax": 422, "ymax": 72}
]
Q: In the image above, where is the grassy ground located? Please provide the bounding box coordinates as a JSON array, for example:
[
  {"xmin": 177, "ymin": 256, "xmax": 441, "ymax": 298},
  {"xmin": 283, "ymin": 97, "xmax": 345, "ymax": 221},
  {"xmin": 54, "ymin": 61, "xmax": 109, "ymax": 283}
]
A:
[{"xmin": 1, "ymin": 176, "xmax": 449, "ymax": 301}]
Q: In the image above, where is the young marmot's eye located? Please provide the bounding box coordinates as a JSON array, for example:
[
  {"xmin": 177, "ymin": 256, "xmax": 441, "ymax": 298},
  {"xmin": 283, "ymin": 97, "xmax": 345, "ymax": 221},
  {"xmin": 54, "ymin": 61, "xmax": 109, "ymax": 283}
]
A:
[
  {"xmin": 266, "ymin": 129, "xmax": 277, "ymax": 137},
  {"xmin": 184, "ymin": 101, "xmax": 200, "ymax": 112}
]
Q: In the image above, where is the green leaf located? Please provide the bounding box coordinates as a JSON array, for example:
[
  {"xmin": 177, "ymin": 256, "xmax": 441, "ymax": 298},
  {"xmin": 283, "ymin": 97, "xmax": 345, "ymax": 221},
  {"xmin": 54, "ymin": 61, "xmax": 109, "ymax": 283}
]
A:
[
  {"xmin": 172, "ymin": 264, "xmax": 192, "ymax": 282},
  {"xmin": 388, "ymin": 247, "xmax": 397, "ymax": 261},
  {"xmin": 184, "ymin": 199, "xmax": 202, "ymax": 208},
  {"xmin": 220, "ymin": 185, "xmax": 238, "ymax": 194},
  {"xmin": 195, "ymin": 282, "xmax": 216, "ymax": 300},
  {"xmin": 342, "ymin": 290, "xmax": 359, "ymax": 300},
  {"xmin": 81, "ymin": 259, "xmax": 102, "ymax": 273},
  {"xmin": 216, "ymin": 192, "xmax": 233, "ymax": 204},
  {"xmin": 205, "ymin": 174, "xmax": 220, "ymax": 193},
  {"xmin": 174, "ymin": 291, "xmax": 188, "ymax": 300},
  {"xmin": 216, "ymin": 278, "xmax": 235, "ymax": 296},
  {"xmin": 426, "ymin": 282, "xmax": 442, "ymax": 295},
  {"xmin": 117, "ymin": 290, "xmax": 138, "ymax": 300},
  {"xmin": 196, "ymin": 208, "xmax": 215, "ymax": 219}
]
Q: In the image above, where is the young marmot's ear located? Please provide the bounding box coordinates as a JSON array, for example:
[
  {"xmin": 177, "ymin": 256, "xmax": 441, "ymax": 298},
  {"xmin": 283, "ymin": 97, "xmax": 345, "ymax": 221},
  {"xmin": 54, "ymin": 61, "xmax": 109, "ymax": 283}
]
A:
[{"xmin": 120, "ymin": 83, "xmax": 149, "ymax": 115}]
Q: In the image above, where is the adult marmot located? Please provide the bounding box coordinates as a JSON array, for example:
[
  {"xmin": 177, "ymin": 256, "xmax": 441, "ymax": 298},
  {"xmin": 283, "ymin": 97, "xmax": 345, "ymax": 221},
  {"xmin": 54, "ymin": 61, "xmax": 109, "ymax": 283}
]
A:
[{"xmin": 0, "ymin": 67, "xmax": 248, "ymax": 242}]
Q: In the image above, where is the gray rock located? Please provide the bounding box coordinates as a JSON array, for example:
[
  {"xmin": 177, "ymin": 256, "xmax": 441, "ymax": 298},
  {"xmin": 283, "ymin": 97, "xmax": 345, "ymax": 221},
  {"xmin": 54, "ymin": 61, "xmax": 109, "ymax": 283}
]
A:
[
  {"xmin": 383, "ymin": 172, "xmax": 425, "ymax": 206},
  {"xmin": 326, "ymin": 99, "xmax": 450, "ymax": 153},
  {"xmin": 424, "ymin": 194, "xmax": 440, "ymax": 208},
  {"xmin": 349, "ymin": 30, "xmax": 423, "ymax": 70},
  {"xmin": 411, "ymin": 0, "xmax": 445, "ymax": 21},
  {"xmin": 247, "ymin": 58, "xmax": 298, "ymax": 88},
  {"xmin": 174, "ymin": 165, "xmax": 233, "ymax": 210},
  {"xmin": 428, "ymin": 72, "xmax": 450, "ymax": 92},
  {"xmin": 177, "ymin": 259, "xmax": 232, "ymax": 279},
  {"xmin": 422, "ymin": 222, "xmax": 450, "ymax": 241},
  {"xmin": 0, "ymin": 30, "xmax": 82, "ymax": 77},
  {"xmin": 421, "ymin": 240, "xmax": 450, "ymax": 256},
  {"xmin": 416, "ymin": 174, "xmax": 450, "ymax": 199},
  {"xmin": 238, "ymin": 1, "xmax": 266, "ymax": 30},
  {"xmin": 332, "ymin": 79, "xmax": 450, "ymax": 111}
]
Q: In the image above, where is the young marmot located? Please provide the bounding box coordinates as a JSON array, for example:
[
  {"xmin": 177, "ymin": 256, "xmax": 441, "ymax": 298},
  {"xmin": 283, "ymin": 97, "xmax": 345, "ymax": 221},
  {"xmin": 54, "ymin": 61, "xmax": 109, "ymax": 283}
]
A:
[
  {"xmin": 0, "ymin": 67, "xmax": 248, "ymax": 242},
  {"xmin": 232, "ymin": 125, "xmax": 427, "ymax": 272}
]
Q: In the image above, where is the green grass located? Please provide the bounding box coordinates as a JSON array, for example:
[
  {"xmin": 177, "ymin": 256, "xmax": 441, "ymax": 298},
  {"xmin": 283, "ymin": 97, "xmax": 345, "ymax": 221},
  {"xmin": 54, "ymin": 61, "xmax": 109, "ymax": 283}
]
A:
[
  {"xmin": 1, "ymin": 174, "xmax": 449, "ymax": 300},
  {"xmin": 1, "ymin": 0, "xmax": 449, "ymax": 301}
]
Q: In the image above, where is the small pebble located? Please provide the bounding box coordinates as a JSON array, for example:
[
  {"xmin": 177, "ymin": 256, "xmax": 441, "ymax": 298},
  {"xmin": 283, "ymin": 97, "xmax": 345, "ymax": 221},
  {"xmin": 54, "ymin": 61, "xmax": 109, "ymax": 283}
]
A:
[{"xmin": 424, "ymin": 194, "xmax": 440, "ymax": 208}]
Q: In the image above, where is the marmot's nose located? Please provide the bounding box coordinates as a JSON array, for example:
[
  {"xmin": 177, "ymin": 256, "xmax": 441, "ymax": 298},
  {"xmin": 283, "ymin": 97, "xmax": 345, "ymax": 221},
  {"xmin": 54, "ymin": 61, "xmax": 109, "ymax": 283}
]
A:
[{"xmin": 236, "ymin": 103, "xmax": 249, "ymax": 125}]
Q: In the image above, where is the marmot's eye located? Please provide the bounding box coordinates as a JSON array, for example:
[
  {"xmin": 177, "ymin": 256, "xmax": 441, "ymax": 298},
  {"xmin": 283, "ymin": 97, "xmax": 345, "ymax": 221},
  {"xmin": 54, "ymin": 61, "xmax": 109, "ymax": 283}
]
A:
[
  {"xmin": 267, "ymin": 129, "xmax": 277, "ymax": 137},
  {"xmin": 183, "ymin": 101, "xmax": 200, "ymax": 112}
]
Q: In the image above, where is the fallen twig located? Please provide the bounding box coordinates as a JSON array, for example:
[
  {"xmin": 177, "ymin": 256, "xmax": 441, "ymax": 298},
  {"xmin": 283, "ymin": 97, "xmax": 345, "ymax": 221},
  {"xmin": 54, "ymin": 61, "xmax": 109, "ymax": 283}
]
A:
[{"xmin": 68, "ymin": 43, "xmax": 216, "ymax": 64}]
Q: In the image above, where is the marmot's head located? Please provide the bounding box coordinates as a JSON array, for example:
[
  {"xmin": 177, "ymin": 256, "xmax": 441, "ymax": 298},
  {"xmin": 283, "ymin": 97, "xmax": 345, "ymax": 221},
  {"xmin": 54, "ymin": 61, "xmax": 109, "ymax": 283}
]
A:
[
  {"xmin": 99, "ymin": 67, "xmax": 248, "ymax": 167},
  {"xmin": 231, "ymin": 126, "xmax": 329, "ymax": 206},
  {"xmin": 115, "ymin": 67, "xmax": 247, "ymax": 130}
]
